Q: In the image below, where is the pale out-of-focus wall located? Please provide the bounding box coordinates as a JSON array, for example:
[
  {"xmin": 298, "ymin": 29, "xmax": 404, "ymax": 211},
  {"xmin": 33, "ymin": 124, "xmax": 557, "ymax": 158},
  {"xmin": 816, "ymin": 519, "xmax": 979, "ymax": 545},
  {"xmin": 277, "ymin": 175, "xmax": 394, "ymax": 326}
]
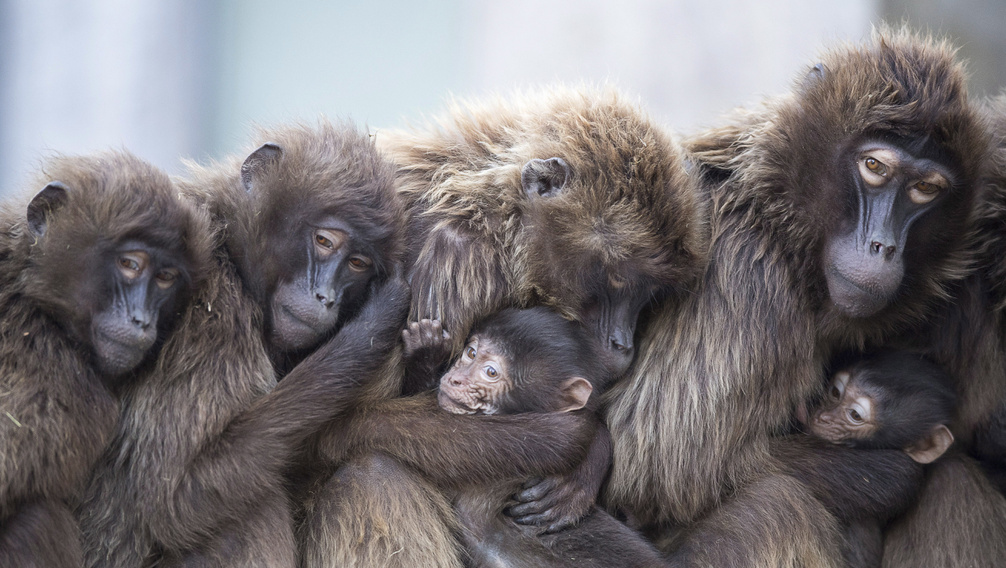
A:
[{"xmin": 0, "ymin": 0, "xmax": 1001, "ymax": 197}]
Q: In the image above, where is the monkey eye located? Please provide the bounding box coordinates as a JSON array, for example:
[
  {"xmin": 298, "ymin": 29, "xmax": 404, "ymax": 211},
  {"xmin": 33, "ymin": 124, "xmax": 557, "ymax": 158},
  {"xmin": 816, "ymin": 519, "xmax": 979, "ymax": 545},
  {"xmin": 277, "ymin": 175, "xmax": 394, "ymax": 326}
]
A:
[
  {"xmin": 908, "ymin": 179, "xmax": 944, "ymax": 205},
  {"xmin": 315, "ymin": 233, "xmax": 333, "ymax": 249},
  {"xmin": 117, "ymin": 252, "xmax": 149, "ymax": 279},
  {"xmin": 484, "ymin": 364, "xmax": 500, "ymax": 382},
  {"xmin": 828, "ymin": 377, "xmax": 845, "ymax": 400},
  {"xmin": 155, "ymin": 268, "xmax": 180, "ymax": 290},
  {"xmin": 847, "ymin": 401, "xmax": 869, "ymax": 425},
  {"xmin": 465, "ymin": 345, "xmax": 477, "ymax": 360},
  {"xmin": 313, "ymin": 229, "xmax": 346, "ymax": 257},
  {"xmin": 347, "ymin": 255, "xmax": 373, "ymax": 272},
  {"xmin": 858, "ymin": 156, "xmax": 889, "ymax": 187}
]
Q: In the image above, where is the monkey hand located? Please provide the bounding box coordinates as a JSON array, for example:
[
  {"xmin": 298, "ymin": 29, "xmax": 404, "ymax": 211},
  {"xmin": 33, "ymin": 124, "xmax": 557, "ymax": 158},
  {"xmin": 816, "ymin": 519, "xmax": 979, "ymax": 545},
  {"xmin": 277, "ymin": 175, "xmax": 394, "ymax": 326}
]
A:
[
  {"xmin": 402, "ymin": 319, "xmax": 451, "ymax": 360},
  {"xmin": 506, "ymin": 423, "xmax": 612, "ymax": 533}
]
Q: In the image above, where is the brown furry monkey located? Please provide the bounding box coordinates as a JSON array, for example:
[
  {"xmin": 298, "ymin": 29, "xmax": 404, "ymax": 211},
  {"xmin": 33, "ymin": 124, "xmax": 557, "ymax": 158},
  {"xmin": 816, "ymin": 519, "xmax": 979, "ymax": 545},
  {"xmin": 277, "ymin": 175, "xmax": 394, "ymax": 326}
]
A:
[
  {"xmin": 74, "ymin": 121, "xmax": 410, "ymax": 568},
  {"xmin": 605, "ymin": 29, "xmax": 990, "ymax": 566},
  {"xmin": 0, "ymin": 152, "xmax": 211, "ymax": 568},
  {"xmin": 297, "ymin": 87, "xmax": 707, "ymax": 567}
]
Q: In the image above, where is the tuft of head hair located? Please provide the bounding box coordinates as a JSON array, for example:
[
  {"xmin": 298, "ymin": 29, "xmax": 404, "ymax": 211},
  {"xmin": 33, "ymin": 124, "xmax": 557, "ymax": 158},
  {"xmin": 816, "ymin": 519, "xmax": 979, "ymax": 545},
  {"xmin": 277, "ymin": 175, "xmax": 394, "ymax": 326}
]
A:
[{"xmin": 470, "ymin": 306, "xmax": 605, "ymax": 413}]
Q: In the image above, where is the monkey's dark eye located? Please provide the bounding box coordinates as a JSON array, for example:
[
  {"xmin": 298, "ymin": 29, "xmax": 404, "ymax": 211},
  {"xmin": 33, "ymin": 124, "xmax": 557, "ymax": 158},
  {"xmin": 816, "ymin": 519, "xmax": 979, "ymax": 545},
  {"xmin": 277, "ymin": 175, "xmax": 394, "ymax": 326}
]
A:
[
  {"xmin": 465, "ymin": 345, "xmax": 476, "ymax": 359},
  {"xmin": 315, "ymin": 234, "xmax": 334, "ymax": 249},
  {"xmin": 347, "ymin": 255, "xmax": 372, "ymax": 272},
  {"xmin": 830, "ymin": 385, "xmax": 841, "ymax": 399},
  {"xmin": 848, "ymin": 408, "xmax": 863, "ymax": 424},
  {"xmin": 484, "ymin": 365, "xmax": 500, "ymax": 381},
  {"xmin": 858, "ymin": 156, "xmax": 888, "ymax": 187},
  {"xmin": 120, "ymin": 258, "xmax": 139, "ymax": 271},
  {"xmin": 117, "ymin": 252, "xmax": 148, "ymax": 278},
  {"xmin": 908, "ymin": 180, "xmax": 941, "ymax": 205},
  {"xmin": 155, "ymin": 269, "xmax": 179, "ymax": 290}
]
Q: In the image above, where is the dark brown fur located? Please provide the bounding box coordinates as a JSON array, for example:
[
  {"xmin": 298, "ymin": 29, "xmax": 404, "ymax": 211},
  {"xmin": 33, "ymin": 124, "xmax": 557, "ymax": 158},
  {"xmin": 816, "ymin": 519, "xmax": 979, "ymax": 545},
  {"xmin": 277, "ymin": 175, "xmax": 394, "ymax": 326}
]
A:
[
  {"xmin": 605, "ymin": 29, "xmax": 989, "ymax": 566},
  {"xmin": 877, "ymin": 94, "xmax": 1006, "ymax": 567},
  {"xmin": 74, "ymin": 121, "xmax": 408, "ymax": 567},
  {"xmin": 0, "ymin": 152, "xmax": 211, "ymax": 568},
  {"xmin": 296, "ymin": 88, "xmax": 705, "ymax": 567}
]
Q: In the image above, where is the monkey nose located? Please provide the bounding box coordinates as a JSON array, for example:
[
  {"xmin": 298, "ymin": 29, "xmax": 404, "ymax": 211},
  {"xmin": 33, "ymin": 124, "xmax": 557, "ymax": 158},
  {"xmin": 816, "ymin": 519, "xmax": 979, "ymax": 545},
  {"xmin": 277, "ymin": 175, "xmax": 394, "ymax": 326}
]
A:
[
  {"xmin": 869, "ymin": 241, "xmax": 897, "ymax": 260},
  {"xmin": 314, "ymin": 291, "xmax": 336, "ymax": 309},
  {"xmin": 130, "ymin": 313, "xmax": 152, "ymax": 330}
]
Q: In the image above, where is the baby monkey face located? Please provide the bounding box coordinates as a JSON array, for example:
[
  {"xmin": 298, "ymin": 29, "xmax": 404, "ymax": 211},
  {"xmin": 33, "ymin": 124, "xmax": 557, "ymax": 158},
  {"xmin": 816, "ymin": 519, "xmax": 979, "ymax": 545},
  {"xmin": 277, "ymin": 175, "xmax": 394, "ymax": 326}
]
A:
[
  {"xmin": 438, "ymin": 335, "xmax": 510, "ymax": 415},
  {"xmin": 807, "ymin": 370, "xmax": 878, "ymax": 444}
]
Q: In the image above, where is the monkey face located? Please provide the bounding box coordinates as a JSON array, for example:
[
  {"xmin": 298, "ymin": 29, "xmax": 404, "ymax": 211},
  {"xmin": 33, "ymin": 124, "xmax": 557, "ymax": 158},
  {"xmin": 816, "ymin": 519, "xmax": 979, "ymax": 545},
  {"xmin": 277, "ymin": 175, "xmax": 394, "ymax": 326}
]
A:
[
  {"xmin": 438, "ymin": 335, "xmax": 509, "ymax": 415},
  {"xmin": 807, "ymin": 370, "xmax": 878, "ymax": 444},
  {"xmin": 269, "ymin": 218, "xmax": 375, "ymax": 353},
  {"xmin": 823, "ymin": 141, "xmax": 955, "ymax": 318}
]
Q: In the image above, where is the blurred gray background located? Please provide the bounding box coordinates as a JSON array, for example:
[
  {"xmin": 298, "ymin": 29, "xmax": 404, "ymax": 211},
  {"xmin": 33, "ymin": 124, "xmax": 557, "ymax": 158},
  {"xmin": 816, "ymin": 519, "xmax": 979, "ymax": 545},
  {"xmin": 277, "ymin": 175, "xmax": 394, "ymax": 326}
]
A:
[{"xmin": 1, "ymin": 0, "xmax": 1003, "ymax": 196}]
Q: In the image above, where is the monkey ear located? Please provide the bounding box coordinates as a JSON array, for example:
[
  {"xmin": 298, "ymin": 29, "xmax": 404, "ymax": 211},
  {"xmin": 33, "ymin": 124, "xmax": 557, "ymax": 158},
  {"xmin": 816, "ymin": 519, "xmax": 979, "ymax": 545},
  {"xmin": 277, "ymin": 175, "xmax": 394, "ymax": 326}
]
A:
[
  {"xmin": 521, "ymin": 157, "xmax": 571, "ymax": 198},
  {"xmin": 801, "ymin": 63, "xmax": 828, "ymax": 91},
  {"xmin": 26, "ymin": 181, "xmax": 70, "ymax": 238},
  {"xmin": 905, "ymin": 424, "xmax": 955, "ymax": 464},
  {"xmin": 240, "ymin": 143, "xmax": 283, "ymax": 192},
  {"xmin": 556, "ymin": 377, "xmax": 593, "ymax": 413}
]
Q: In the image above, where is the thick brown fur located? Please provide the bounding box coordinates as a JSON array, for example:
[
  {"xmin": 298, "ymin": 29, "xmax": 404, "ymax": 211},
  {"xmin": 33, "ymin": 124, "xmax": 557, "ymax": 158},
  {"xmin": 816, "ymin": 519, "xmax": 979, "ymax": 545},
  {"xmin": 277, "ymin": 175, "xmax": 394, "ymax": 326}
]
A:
[
  {"xmin": 604, "ymin": 29, "xmax": 990, "ymax": 566},
  {"xmin": 0, "ymin": 151, "xmax": 212, "ymax": 568},
  {"xmin": 381, "ymin": 85, "xmax": 706, "ymax": 357},
  {"xmin": 75, "ymin": 121, "xmax": 409, "ymax": 568}
]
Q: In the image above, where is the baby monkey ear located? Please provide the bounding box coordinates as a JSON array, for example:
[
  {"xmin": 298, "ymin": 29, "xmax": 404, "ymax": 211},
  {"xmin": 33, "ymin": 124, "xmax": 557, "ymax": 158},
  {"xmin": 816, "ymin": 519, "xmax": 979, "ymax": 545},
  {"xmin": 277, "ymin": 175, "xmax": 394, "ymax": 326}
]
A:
[
  {"xmin": 905, "ymin": 424, "xmax": 955, "ymax": 464},
  {"xmin": 557, "ymin": 377, "xmax": 593, "ymax": 413}
]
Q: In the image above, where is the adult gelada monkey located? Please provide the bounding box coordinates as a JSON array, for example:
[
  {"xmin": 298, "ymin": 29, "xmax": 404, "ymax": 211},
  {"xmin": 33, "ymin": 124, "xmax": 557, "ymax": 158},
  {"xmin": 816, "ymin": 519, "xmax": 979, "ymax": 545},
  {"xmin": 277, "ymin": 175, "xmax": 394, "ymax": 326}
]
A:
[
  {"xmin": 383, "ymin": 86, "xmax": 706, "ymax": 386},
  {"xmin": 297, "ymin": 87, "xmax": 707, "ymax": 567},
  {"xmin": 75, "ymin": 121, "xmax": 409, "ymax": 568},
  {"xmin": 0, "ymin": 152, "xmax": 210, "ymax": 568},
  {"xmin": 782, "ymin": 351, "xmax": 956, "ymax": 568},
  {"xmin": 605, "ymin": 29, "xmax": 989, "ymax": 566}
]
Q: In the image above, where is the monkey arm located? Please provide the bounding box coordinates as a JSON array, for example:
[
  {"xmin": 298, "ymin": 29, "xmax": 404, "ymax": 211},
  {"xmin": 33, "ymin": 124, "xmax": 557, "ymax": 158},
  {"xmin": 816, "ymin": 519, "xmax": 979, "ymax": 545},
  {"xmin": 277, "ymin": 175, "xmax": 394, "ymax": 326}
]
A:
[
  {"xmin": 507, "ymin": 423, "xmax": 613, "ymax": 533},
  {"xmin": 769, "ymin": 435, "xmax": 924, "ymax": 523},
  {"xmin": 131, "ymin": 271, "xmax": 408, "ymax": 550},
  {"xmin": 339, "ymin": 394, "xmax": 600, "ymax": 490}
]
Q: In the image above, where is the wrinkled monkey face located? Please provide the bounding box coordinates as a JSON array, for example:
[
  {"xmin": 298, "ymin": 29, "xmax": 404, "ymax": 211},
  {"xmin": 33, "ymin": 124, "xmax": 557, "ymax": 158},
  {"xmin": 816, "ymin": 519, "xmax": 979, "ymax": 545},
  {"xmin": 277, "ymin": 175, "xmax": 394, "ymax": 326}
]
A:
[
  {"xmin": 438, "ymin": 335, "xmax": 509, "ymax": 415},
  {"xmin": 269, "ymin": 220, "xmax": 375, "ymax": 353},
  {"xmin": 89, "ymin": 244, "xmax": 190, "ymax": 376},
  {"xmin": 824, "ymin": 141, "xmax": 954, "ymax": 318},
  {"xmin": 807, "ymin": 370, "xmax": 878, "ymax": 444}
]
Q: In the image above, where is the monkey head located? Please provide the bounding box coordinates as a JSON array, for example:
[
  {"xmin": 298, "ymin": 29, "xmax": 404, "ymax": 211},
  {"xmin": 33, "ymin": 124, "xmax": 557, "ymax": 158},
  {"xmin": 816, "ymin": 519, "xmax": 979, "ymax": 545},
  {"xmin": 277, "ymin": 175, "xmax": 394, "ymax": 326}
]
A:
[
  {"xmin": 516, "ymin": 91, "xmax": 706, "ymax": 378},
  {"xmin": 733, "ymin": 29, "xmax": 991, "ymax": 323},
  {"xmin": 233, "ymin": 123, "xmax": 403, "ymax": 355},
  {"xmin": 805, "ymin": 352, "xmax": 956, "ymax": 464},
  {"xmin": 438, "ymin": 307, "xmax": 597, "ymax": 416},
  {"xmin": 21, "ymin": 153, "xmax": 210, "ymax": 379}
]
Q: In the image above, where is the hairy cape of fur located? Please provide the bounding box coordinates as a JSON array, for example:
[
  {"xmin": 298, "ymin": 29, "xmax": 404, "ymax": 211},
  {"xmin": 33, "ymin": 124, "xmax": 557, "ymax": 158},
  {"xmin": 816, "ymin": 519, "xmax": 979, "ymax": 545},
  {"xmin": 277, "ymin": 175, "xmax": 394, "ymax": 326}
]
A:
[
  {"xmin": 605, "ymin": 28, "xmax": 989, "ymax": 566},
  {"xmin": 380, "ymin": 86, "xmax": 707, "ymax": 351}
]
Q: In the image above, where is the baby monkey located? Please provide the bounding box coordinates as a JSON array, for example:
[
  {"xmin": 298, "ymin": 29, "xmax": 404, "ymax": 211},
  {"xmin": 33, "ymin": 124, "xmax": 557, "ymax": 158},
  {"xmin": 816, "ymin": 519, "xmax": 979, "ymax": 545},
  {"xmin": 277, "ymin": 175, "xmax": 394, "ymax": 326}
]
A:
[
  {"xmin": 403, "ymin": 307, "xmax": 665, "ymax": 567},
  {"xmin": 789, "ymin": 350, "xmax": 956, "ymax": 568},
  {"xmin": 801, "ymin": 350, "xmax": 955, "ymax": 462}
]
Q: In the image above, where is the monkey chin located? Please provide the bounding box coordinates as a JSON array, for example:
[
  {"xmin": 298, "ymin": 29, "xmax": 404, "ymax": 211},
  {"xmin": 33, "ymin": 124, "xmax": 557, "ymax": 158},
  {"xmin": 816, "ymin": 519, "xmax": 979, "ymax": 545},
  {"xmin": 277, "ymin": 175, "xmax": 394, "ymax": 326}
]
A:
[{"xmin": 437, "ymin": 391, "xmax": 479, "ymax": 415}]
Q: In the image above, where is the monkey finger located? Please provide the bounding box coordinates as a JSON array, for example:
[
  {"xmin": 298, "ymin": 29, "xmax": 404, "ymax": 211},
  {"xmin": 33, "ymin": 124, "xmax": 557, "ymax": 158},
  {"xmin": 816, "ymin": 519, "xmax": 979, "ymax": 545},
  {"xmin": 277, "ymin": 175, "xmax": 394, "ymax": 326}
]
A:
[
  {"xmin": 513, "ymin": 478, "xmax": 558, "ymax": 502},
  {"xmin": 509, "ymin": 510, "xmax": 558, "ymax": 527},
  {"xmin": 520, "ymin": 476, "xmax": 544, "ymax": 489}
]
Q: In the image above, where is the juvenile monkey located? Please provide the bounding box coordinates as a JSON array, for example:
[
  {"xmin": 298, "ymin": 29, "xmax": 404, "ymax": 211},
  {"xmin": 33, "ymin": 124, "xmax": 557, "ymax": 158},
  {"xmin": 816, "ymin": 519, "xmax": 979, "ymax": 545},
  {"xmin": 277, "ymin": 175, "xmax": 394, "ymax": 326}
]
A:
[
  {"xmin": 401, "ymin": 307, "xmax": 666, "ymax": 567},
  {"xmin": 782, "ymin": 351, "xmax": 956, "ymax": 568}
]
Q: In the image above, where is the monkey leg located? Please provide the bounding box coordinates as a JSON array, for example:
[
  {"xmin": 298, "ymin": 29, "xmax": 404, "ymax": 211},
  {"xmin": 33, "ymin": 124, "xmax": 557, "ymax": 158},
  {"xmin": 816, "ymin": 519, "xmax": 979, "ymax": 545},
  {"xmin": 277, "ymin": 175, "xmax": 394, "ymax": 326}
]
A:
[
  {"xmin": 299, "ymin": 452, "xmax": 463, "ymax": 568},
  {"xmin": 665, "ymin": 473, "xmax": 843, "ymax": 568},
  {"xmin": 0, "ymin": 500, "xmax": 83, "ymax": 568},
  {"xmin": 157, "ymin": 488, "xmax": 295, "ymax": 568},
  {"xmin": 883, "ymin": 454, "xmax": 1006, "ymax": 568}
]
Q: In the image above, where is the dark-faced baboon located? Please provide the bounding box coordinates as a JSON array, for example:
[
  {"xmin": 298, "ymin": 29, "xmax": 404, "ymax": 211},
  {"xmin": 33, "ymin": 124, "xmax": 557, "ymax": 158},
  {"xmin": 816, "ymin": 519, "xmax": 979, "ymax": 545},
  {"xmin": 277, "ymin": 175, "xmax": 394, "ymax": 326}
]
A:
[
  {"xmin": 604, "ymin": 29, "xmax": 990, "ymax": 566},
  {"xmin": 75, "ymin": 121, "xmax": 411, "ymax": 568},
  {"xmin": 298, "ymin": 87, "xmax": 703, "ymax": 567},
  {"xmin": 0, "ymin": 152, "xmax": 211, "ymax": 568}
]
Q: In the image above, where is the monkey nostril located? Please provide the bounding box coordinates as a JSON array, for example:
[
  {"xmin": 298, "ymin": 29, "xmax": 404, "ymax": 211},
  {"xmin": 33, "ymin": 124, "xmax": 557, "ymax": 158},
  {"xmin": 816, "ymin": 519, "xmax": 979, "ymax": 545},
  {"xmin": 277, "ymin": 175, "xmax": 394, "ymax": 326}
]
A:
[
  {"xmin": 870, "ymin": 241, "xmax": 882, "ymax": 254},
  {"xmin": 884, "ymin": 245, "xmax": 896, "ymax": 260},
  {"xmin": 315, "ymin": 293, "xmax": 334, "ymax": 308}
]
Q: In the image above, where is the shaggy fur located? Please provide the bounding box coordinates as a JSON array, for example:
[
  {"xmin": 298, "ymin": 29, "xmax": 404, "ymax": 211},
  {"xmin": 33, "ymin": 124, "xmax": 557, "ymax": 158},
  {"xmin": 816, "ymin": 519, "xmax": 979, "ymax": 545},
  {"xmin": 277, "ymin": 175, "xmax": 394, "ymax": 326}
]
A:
[
  {"xmin": 0, "ymin": 151, "xmax": 211, "ymax": 567},
  {"xmin": 382, "ymin": 85, "xmax": 706, "ymax": 356},
  {"xmin": 74, "ymin": 121, "xmax": 408, "ymax": 567},
  {"xmin": 297, "ymin": 87, "xmax": 705, "ymax": 568},
  {"xmin": 604, "ymin": 28, "xmax": 990, "ymax": 566}
]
